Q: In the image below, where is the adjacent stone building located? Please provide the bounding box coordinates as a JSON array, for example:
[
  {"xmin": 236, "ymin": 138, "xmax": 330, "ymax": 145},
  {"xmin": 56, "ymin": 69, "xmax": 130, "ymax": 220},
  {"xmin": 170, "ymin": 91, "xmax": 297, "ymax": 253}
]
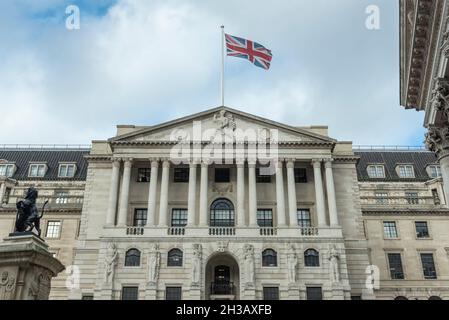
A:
[{"xmin": 1, "ymin": 107, "xmax": 448, "ymax": 300}]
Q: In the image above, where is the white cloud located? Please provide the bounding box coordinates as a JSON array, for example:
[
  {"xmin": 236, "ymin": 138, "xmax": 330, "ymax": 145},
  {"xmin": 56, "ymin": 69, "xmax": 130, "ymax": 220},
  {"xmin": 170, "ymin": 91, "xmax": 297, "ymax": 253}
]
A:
[{"xmin": 0, "ymin": 0, "xmax": 425, "ymax": 146}]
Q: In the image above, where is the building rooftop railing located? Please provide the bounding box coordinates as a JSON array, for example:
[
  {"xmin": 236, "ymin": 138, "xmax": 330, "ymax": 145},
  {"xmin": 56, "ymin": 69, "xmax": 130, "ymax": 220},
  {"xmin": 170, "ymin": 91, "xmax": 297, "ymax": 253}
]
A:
[
  {"xmin": 0, "ymin": 144, "xmax": 91, "ymax": 151},
  {"xmin": 353, "ymin": 145, "xmax": 427, "ymax": 151}
]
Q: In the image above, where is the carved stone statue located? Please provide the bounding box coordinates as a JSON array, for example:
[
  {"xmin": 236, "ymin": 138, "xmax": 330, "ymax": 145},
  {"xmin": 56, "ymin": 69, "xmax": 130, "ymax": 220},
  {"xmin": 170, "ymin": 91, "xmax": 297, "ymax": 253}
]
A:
[
  {"xmin": 244, "ymin": 244, "xmax": 255, "ymax": 285},
  {"xmin": 104, "ymin": 243, "xmax": 118, "ymax": 284},
  {"xmin": 329, "ymin": 246, "xmax": 341, "ymax": 284},
  {"xmin": 213, "ymin": 110, "xmax": 236, "ymax": 138},
  {"xmin": 191, "ymin": 244, "xmax": 202, "ymax": 286},
  {"xmin": 287, "ymin": 244, "xmax": 298, "ymax": 284},
  {"xmin": 148, "ymin": 243, "xmax": 160, "ymax": 284},
  {"xmin": 14, "ymin": 187, "xmax": 48, "ymax": 236}
]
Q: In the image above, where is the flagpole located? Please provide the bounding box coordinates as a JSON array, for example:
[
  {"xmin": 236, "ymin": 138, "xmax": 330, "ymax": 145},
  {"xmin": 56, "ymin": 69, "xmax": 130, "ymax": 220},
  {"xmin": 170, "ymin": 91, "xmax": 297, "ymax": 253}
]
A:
[{"xmin": 221, "ymin": 25, "xmax": 225, "ymax": 107}]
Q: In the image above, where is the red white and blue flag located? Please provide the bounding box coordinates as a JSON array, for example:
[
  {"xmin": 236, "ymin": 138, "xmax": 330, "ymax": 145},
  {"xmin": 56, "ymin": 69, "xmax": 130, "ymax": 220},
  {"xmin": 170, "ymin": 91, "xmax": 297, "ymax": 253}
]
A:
[{"xmin": 225, "ymin": 33, "xmax": 273, "ymax": 70}]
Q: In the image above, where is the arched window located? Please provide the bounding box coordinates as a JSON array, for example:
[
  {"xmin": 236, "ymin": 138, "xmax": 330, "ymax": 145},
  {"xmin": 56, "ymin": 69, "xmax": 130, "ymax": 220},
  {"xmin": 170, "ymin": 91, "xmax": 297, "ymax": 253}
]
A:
[
  {"xmin": 167, "ymin": 248, "xmax": 183, "ymax": 267},
  {"xmin": 394, "ymin": 296, "xmax": 408, "ymax": 300},
  {"xmin": 429, "ymin": 296, "xmax": 442, "ymax": 300},
  {"xmin": 210, "ymin": 198, "xmax": 235, "ymax": 227},
  {"xmin": 304, "ymin": 249, "xmax": 320, "ymax": 267},
  {"xmin": 262, "ymin": 249, "xmax": 277, "ymax": 267},
  {"xmin": 125, "ymin": 248, "xmax": 141, "ymax": 267}
]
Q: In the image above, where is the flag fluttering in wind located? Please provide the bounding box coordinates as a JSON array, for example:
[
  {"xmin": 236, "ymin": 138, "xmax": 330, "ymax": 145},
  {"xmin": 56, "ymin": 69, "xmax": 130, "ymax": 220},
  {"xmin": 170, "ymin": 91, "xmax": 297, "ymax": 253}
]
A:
[{"xmin": 225, "ymin": 33, "xmax": 273, "ymax": 70}]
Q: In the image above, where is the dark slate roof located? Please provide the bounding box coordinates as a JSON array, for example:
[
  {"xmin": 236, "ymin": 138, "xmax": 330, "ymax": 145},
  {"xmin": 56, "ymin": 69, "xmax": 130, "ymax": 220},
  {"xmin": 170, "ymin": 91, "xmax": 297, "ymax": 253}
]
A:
[
  {"xmin": 355, "ymin": 150, "xmax": 439, "ymax": 182},
  {"xmin": 0, "ymin": 149, "xmax": 90, "ymax": 181}
]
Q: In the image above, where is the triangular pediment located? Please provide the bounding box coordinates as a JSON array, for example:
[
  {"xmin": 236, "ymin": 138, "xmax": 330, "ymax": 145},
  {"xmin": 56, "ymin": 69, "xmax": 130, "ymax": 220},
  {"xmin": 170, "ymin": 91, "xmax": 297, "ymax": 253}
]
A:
[{"xmin": 110, "ymin": 106, "xmax": 336, "ymax": 145}]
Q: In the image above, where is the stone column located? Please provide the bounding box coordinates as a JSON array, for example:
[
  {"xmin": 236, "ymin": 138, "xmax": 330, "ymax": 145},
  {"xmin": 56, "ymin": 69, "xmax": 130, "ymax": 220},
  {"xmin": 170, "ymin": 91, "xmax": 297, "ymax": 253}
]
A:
[
  {"xmin": 441, "ymin": 155, "xmax": 449, "ymax": 204},
  {"xmin": 147, "ymin": 159, "xmax": 159, "ymax": 227},
  {"xmin": 117, "ymin": 158, "xmax": 132, "ymax": 226},
  {"xmin": 275, "ymin": 160, "xmax": 287, "ymax": 227},
  {"xmin": 0, "ymin": 182, "xmax": 5, "ymax": 206},
  {"xmin": 158, "ymin": 160, "xmax": 170, "ymax": 227},
  {"xmin": 106, "ymin": 159, "xmax": 121, "ymax": 226},
  {"xmin": 425, "ymin": 125, "xmax": 449, "ymax": 205},
  {"xmin": 286, "ymin": 159, "xmax": 297, "ymax": 226},
  {"xmin": 324, "ymin": 159, "xmax": 339, "ymax": 226},
  {"xmin": 187, "ymin": 161, "xmax": 197, "ymax": 227},
  {"xmin": 199, "ymin": 162, "xmax": 209, "ymax": 226},
  {"xmin": 236, "ymin": 159, "xmax": 246, "ymax": 227},
  {"xmin": 248, "ymin": 160, "xmax": 258, "ymax": 227},
  {"xmin": 312, "ymin": 159, "xmax": 327, "ymax": 227}
]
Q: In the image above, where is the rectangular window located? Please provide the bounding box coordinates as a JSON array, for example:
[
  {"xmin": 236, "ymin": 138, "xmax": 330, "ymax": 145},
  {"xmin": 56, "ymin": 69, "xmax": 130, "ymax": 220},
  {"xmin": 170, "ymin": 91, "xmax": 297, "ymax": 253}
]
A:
[
  {"xmin": 405, "ymin": 192, "xmax": 419, "ymax": 205},
  {"xmin": 297, "ymin": 209, "xmax": 311, "ymax": 227},
  {"xmin": 29, "ymin": 164, "xmax": 46, "ymax": 177},
  {"xmin": 367, "ymin": 165, "xmax": 385, "ymax": 178},
  {"xmin": 171, "ymin": 209, "xmax": 188, "ymax": 227},
  {"xmin": 55, "ymin": 190, "xmax": 69, "ymax": 204},
  {"xmin": 387, "ymin": 253, "xmax": 405, "ymax": 280},
  {"xmin": 375, "ymin": 192, "xmax": 389, "ymax": 204},
  {"xmin": 137, "ymin": 168, "xmax": 151, "ymax": 182},
  {"xmin": 256, "ymin": 168, "xmax": 272, "ymax": 183},
  {"xmin": 3, "ymin": 187, "xmax": 11, "ymax": 204},
  {"xmin": 263, "ymin": 287, "xmax": 279, "ymax": 300},
  {"xmin": 428, "ymin": 165, "xmax": 441, "ymax": 178},
  {"xmin": 306, "ymin": 287, "xmax": 323, "ymax": 300},
  {"xmin": 58, "ymin": 164, "xmax": 76, "ymax": 178},
  {"xmin": 0, "ymin": 164, "xmax": 15, "ymax": 177},
  {"xmin": 398, "ymin": 165, "xmax": 415, "ymax": 178},
  {"xmin": 215, "ymin": 168, "xmax": 230, "ymax": 183},
  {"xmin": 383, "ymin": 221, "xmax": 398, "ymax": 239},
  {"xmin": 420, "ymin": 253, "xmax": 437, "ymax": 279},
  {"xmin": 294, "ymin": 168, "xmax": 307, "ymax": 183},
  {"xmin": 431, "ymin": 189, "xmax": 441, "ymax": 205},
  {"xmin": 46, "ymin": 221, "xmax": 61, "ymax": 238},
  {"xmin": 165, "ymin": 287, "xmax": 182, "ymax": 300},
  {"xmin": 121, "ymin": 286, "xmax": 138, "ymax": 300},
  {"xmin": 257, "ymin": 209, "xmax": 273, "ymax": 227},
  {"xmin": 415, "ymin": 221, "xmax": 430, "ymax": 239},
  {"xmin": 173, "ymin": 168, "xmax": 189, "ymax": 183},
  {"xmin": 81, "ymin": 294, "xmax": 94, "ymax": 300},
  {"xmin": 133, "ymin": 209, "xmax": 148, "ymax": 227}
]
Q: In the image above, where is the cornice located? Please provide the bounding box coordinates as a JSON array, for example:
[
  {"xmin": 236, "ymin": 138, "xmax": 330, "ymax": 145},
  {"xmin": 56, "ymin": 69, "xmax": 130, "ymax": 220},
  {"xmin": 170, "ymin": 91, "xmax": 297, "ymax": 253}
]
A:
[{"xmin": 362, "ymin": 209, "xmax": 449, "ymax": 216}]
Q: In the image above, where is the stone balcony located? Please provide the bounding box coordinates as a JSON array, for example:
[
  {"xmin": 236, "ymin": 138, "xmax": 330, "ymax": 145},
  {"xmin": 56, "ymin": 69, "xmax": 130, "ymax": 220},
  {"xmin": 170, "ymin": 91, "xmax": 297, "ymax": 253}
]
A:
[
  {"xmin": 360, "ymin": 195, "xmax": 439, "ymax": 209},
  {"xmin": 107, "ymin": 226, "xmax": 342, "ymax": 239}
]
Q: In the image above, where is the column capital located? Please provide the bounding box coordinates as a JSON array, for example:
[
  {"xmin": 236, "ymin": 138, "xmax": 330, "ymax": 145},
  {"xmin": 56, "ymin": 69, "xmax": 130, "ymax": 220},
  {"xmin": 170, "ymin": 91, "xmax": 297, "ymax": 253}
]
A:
[
  {"xmin": 189, "ymin": 159, "xmax": 200, "ymax": 167},
  {"xmin": 150, "ymin": 158, "xmax": 159, "ymax": 168},
  {"xmin": 201, "ymin": 160, "xmax": 210, "ymax": 168},
  {"xmin": 312, "ymin": 159, "xmax": 322, "ymax": 167},
  {"xmin": 286, "ymin": 159, "xmax": 295, "ymax": 168},
  {"xmin": 247, "ymin": 158, "xmax": 257, "ymax": 167},
  {"xmin": 123, "ymin": 158, "xmax": 133, "ymax": 167},
  {"xmin": 324, "ymin": 158, "xmax": 334, "ymax": 168},
  {"xmin": 236, "ymin": 158, "xmax": 246, "ymax": 167},
  {"xmin": 162, "ymin": 160, "xmax": 171, "ymax": 169},
  {"xmin": 111, "ymin": 159, "xmax": 121, "ymax": 168}
]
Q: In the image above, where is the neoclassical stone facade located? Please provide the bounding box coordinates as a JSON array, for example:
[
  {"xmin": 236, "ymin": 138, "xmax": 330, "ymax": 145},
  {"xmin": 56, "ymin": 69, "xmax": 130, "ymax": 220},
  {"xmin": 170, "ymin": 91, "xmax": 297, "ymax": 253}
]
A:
[{"xmin": 1, "ymin": 107, "xmax": 449, "ymax": 300}]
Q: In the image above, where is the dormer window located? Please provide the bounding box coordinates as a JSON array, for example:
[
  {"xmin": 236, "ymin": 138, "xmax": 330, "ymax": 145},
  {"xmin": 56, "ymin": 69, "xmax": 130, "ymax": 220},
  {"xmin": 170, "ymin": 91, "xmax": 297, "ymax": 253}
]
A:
[
  {"xmin": 29, "ymin": 163, "xmax": 47, "ymax": 178},
  {"xmin": 0, "ymin": 163, "xmax": 16, "ymax": 177},
  {"xmin": 397, "ymin": 165, "xmax": 415, "ymax": 178},
  {"xmin": 58, "ymin": 163, "xmax": 76, "ymax": 178},
  {"xmin": 427, "ymin": 165, "xmax": 441, "ymax": 179},
  {"xmin": 367, "ymin": 165, "xmax": 385, "ymax": 178}
]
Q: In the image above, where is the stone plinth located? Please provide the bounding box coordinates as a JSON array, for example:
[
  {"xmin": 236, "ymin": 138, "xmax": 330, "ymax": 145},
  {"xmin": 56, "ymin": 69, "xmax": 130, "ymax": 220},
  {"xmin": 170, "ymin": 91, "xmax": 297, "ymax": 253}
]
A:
[{"xmin": 0, "ymin": 233, "xmax": 65, "ymax": 300}]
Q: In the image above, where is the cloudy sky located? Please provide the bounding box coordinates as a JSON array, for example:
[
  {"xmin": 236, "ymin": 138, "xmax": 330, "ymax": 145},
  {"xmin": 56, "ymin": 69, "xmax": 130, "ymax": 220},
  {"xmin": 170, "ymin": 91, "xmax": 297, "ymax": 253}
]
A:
[{"xmin": 0, "ymin": 0, "xmax": 426, "ymax": 146}]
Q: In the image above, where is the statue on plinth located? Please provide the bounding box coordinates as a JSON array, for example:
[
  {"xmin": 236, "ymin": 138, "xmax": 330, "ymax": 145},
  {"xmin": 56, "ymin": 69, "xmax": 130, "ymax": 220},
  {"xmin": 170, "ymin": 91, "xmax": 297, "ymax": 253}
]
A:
[
  {"xmin": 104, "ymin": 243, "xmax": 118, "ymax": 284},
  {"xmin": 329, "ymin": 245, "xmax": 341, "ymax": 284},
  {"xmin": 14, "ymin": 187, "xmax": 48, "ymax": 237},
  {"xmin": 191, "ymin": 244, "xmax": 202, "ymax": 286},
  {"xmin": 244, "ymin": 244, "xmax": 255, "ymax": 286},
  {"xmin": 287, "ymin": 244, "xmax": 298, "ymax": 284},
  {"xmin": 148, "ymin": 243, "xmax": 160, "ymax": 285}
]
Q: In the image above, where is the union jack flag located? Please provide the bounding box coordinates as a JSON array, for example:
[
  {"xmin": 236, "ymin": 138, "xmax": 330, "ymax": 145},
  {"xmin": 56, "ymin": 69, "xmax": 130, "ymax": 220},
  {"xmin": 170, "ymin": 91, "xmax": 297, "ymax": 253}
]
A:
[{"xmin": 225, "ymin": 34, "xmax": 273, "ymax": 70}]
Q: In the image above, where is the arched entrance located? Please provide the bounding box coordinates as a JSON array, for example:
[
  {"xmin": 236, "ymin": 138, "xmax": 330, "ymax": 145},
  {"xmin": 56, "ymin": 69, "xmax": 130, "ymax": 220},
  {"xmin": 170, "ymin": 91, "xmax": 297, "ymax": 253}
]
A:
[{"xmin": 205, "ymin": 253, "xmax": 240, "ymax": 300}]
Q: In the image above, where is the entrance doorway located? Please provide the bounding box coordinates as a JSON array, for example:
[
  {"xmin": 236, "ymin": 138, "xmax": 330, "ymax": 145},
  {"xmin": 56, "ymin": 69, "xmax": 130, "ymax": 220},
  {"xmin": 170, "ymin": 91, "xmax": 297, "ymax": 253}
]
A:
[{"xmin": 205, "ymin": 254, "xmax": 239, "ymax": 300}]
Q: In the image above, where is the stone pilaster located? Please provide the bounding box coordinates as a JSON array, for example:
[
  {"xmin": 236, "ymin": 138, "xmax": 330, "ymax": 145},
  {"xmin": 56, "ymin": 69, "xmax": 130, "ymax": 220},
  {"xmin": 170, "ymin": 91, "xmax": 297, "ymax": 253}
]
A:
[
  {"xmin": 324, "ymin": 159, "xmax": 339, "ymax": 226},
  {"xmin": 158, "ymin": 160, "xmax": 170, "ymax": 227},
  {"xmin": 248, "ymin": 159, "xmax": 257, "ymax": 227},
  {"xmin": 236, "ymin": 159, "xmax": 246, "ymax": 227},
  {"xmin": 147, "ymin": 159, "xmax": 159, "ymax": 227},
  {"xmin": 187, "ymin": 160, "xmax": 198, "ymax": 227},
  {"xmin": 286, "ymin": 159, "xmax": 297, "ymax": 227},
  {"xmin": 106, "ymin": 159, "xmax": 121, "ymax": 226},
  {"xmin": 312, "ymin": 159, "xmax": 327, "ymax": 227},
  {"xmin": 117, "ymin": 158, "xmax": 133, "ymax": 226},
  {"xmin": 275, "ymin": 160, "xmax": 287, "ymax": 227},
  {"xmin": 199, "ymin": 161, "xmax": 209, "ymax": 226}
]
